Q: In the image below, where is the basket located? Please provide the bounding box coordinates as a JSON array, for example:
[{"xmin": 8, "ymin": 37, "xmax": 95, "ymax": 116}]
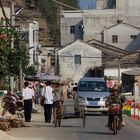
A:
[{"xmin": 109, "ymin": 104, "xmax": 121, "ymax": 115}]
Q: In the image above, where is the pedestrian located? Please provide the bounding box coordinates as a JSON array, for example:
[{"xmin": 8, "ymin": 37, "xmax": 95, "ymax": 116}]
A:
[
  {"xmin": 67, "ymin": 86, "xmax": 72, "ymax": 98},
  {"xmin": 52, "ymin": 81, "xmax": 64, "ymax": 123},
  {"xmin": 41, "ymin": 81, "xmax": 53, "ymax": 123},
  {"xmin": 22, "ymin": 82, "xmax": 34, "ymax": 122}
]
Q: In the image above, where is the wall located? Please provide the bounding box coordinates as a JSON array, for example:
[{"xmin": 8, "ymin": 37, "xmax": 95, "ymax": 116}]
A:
[
  {"xmin": 134, "ymin": 76, "xmax": 140, "ymax": 102},
  {"xmin": 60, "ymin": 11, "xmax": 83, "ymax": 47},
  {"xmin": 103, "ymin": 23, "xmax": 140, "ymax": 51},
  {"xmin": 104, "ymin": 67, "xmax": 133, "ymax": 79},
  {"xmin": 58, "ymin": 40, "xmax": 102, "ymax": 82},
  {"xmin": 0, "ymin": 7, "xmax": 10, "ymax": 19},
  {"xmin": 83, "ymin": 9, "xmax": 125, "ymax": 41},
  {"xmin": 96, "ymin": 0, "xmax": 108, "ymax": 9},
  {"xmin": 83, "ymin": 0, "xmax": 140, "ymax": 42},
  {"xmin": 61, "ymin": 17, "xmax": 83, "ymax": 47}
]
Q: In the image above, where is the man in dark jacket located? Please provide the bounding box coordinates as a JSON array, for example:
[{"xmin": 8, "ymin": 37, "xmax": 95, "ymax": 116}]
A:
[{"xmin": 106, "ymin": 87, "xmax": 125, "ymax": 127}]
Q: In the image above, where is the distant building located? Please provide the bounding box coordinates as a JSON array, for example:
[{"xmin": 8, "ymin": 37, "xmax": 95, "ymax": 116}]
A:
[
  {"xmin": 96, "ymin": 0, "xmax": 116, "ymax": 9},
  {"xmin": 83, "ymin": 0, "xmax": 140, "ymax": 42},
  {"xmin": 60, "ymin": 11, "xmax": 83, "ymax": 47},
  {"xmin": 57, "ymin": 40, "xmax": 102, "ymax": 82},
  {"xmin": 103, "ymin": 22, "xmax": 140, "ymax": 52}
]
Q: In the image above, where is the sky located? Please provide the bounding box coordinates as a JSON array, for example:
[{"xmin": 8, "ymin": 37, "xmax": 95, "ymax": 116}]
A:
[{"xmin": 79, "ymin": 0, "xmax": 96, "ymax": 9}]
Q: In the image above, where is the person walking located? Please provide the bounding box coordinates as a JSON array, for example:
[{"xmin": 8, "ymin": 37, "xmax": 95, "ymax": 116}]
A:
[
  {"xmin": 41, "ymin": 81, "xmax": 53, "ymax": 123},
  {"xmin": 22, "ymin": 82, "xmax": 34, "ymax": 122},
  {"xmin": 52, "ymin": 81, "xmax": 64, "ymax": 123}
]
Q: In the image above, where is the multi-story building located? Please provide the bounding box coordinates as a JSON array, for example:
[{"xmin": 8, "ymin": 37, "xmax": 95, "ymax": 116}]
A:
[
  {"xmin": 83, "ymin": 0, "xmax": 140, "ymax": 42},
  {"xmin": 60, "ymin": 10, "xmax": 83, "ymax": 47},
  {"xmin": 57, "ymin": 40, "xmax": 102, "ymax": 82},
  {"xmin": 60, "ymin": 0, "xmax": 140, "ymax": 50},
  {"xmin": 103, "ymin": 22, "xmax": 140, "ymax": 52}
]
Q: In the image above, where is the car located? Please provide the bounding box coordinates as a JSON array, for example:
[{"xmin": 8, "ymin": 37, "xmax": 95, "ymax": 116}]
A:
[{"xmin": 74, "ymin": 77, "xmax": 110, "ymax": 115}]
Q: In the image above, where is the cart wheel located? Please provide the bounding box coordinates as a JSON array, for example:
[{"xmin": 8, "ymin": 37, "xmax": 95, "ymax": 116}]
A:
[
  {"xmin": 80, "ymin": 105, "xmax": 86, "ymax": 127},
  {"xmin": 58, "ymin": 119, "xmax": 61, "ymax": 127},
  {"xmin": 55, "ymin": 119, "xmax": 57, "ymax": 127},
  {"xmin": 82, "ymin": 115, "xmax": 85, "ymax": 127}
]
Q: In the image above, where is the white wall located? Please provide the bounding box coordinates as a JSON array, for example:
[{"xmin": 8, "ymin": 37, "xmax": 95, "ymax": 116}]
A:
[
  {"xmin": 61, "ymin": 17, "xmax": 83, "ymax": 46},
  {"xmin": 104, "ymin": 68, "xmax": 133, "ymax": 78},
  {"xmin": 104, "ymin": 23, "xmax": 140, "ymax": 51},
  {"xmin": 62, "ymin": 11, "xmax": 83, "ymax": 18},
  {"xmin": 29, "ymin": 21, "xmax": 39, "ymax": 66},
  {"xmin": 83, "ymin": 0, "xmax": 140, "ymax": 42},
  {"xmin": 128, "ymin": 0, "xmax": 140, "ymax": 16},
  {"xmin": 0, "ymin": 7, "xmax": 10, "ymax": 19},
  {"xmin": 58, "ymin": 40, "xmax": 102, "ymax": 82},
  {"xmin": 83, "ymin": 9, "xmax": 123, "ymax": 41}
]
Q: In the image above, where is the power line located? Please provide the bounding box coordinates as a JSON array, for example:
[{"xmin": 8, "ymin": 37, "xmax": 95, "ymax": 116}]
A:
[{"xmin": 52, "ymin": 0, "xmax": 80, "ymax": 10}]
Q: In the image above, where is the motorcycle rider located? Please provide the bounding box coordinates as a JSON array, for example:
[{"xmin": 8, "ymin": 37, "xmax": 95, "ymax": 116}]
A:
[{"xmin": 105, "ymin": 85, "xmax": 125, "ymax": 128}]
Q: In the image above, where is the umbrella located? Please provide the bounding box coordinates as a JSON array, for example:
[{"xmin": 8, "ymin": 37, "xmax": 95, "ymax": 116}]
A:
[{"xmin": 39, "ymin": 74, "xmax": 63, "ymax": 82}]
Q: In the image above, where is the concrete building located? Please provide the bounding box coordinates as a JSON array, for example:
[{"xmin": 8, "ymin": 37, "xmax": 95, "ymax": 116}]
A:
[
  {"xmin": 57, "ymin": 40, "xmax": 102, "ymax": 82},
  {"xmin": 83, "ymin": 0, "xmax": 140, "ymax": 42},
  {"xmin": 0, "ymin": 6, "xmax": 10, "ymax": 26},
  {"xmin": 28, "ymin": 21, "xmax": 43, "ymax": 76},
  {"xmin": 60, "ymin": 11, "xmax": 83, "ymax": 47},
  {"xmin": 96, "ymin": 0, "xmax": 116, "ymax": 9},
  {"xmin": 103, "ymin": 22, "xmax": 140, "ymax": 52}
]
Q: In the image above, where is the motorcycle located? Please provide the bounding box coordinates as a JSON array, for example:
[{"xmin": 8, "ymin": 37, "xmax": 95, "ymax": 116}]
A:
[
  {"xmin": 108, "ymin": 103, "xmax": 122, "ymax": 135},
  {"xmin": 1, "ymin": 92, "xmax": 24, "ymax": 118}
]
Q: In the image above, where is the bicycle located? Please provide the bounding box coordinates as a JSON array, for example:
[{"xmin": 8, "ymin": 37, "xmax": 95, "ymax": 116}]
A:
[{"xmin": 54, "ymin": 101, "xmax": 62, "ymax": 127}]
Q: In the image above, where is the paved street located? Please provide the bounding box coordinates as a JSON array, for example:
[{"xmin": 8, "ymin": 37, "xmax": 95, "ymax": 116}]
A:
[{"xmin": 1, "ymin": 99, "xmax": 140, "ymax": 140}]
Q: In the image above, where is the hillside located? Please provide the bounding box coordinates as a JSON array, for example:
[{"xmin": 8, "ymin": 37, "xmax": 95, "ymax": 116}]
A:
[{"xmin": 2, "ymin": 0, "xmax": 54, "ymax": 46}]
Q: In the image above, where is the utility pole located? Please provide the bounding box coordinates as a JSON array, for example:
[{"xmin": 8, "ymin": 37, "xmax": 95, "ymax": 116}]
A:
[
  {"xmin": 118, "ymin": 58, "xmax": 121, "ymax": 84},
  {"xmin": 10, "ymin": 1, "xmax": 15, "ymax": 94},
  {"xmin": 19, "ymin": 34, "xmax": 23, "ymax": 92}
]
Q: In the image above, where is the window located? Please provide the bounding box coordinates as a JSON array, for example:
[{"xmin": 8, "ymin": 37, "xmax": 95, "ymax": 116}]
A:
[
  {"xmin": 74, "ymin": 55, "xmax": 81, "ymax": 64},
  {"xmin": 70, "ymin": 26, "xmax": 75, "ymax": 34},
  {"xmin": 112, "ymin": 35, "xmax": 118, "ymax": 43},
  {"xmin": 79, "ymin": 81, "xmax": 107, "ymax": 92},
  {"xmin": 130, "ymin": 35, "xmax": 137, "ymax": 39}
]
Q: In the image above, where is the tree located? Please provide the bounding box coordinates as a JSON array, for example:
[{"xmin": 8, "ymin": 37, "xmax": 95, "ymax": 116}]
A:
[
  {"xmin": 0, "ymin": 26, "xmax": 29, "ymax": 78},
  {"xmin": 25, "ymin": 65, "xmax": 37, "ymax": 77}
]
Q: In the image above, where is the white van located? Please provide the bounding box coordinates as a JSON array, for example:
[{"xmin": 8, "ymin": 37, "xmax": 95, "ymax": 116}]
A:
[{"xmin": 74, "ymin": 77, "xmax": 110, "ymax": 114}]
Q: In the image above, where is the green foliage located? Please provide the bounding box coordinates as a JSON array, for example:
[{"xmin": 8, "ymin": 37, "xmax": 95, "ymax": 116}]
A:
[
  {"xmin": 7, "ymin": 46, "xmax": 29, "ymax": 76},
  {"xmin": 25, "ymin": 65, "xmax": 37, "ymax": 77},
  {"xmin": 0, "ymin": 27, "xmax": 29, "ymax": 78},
  {"xmin": 0, "ymin": 46, "xmax": 10, "ymax": 76},
  {"xmin": 0, "ymin": 28, "xmax": 18, "ymax": 46}
]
